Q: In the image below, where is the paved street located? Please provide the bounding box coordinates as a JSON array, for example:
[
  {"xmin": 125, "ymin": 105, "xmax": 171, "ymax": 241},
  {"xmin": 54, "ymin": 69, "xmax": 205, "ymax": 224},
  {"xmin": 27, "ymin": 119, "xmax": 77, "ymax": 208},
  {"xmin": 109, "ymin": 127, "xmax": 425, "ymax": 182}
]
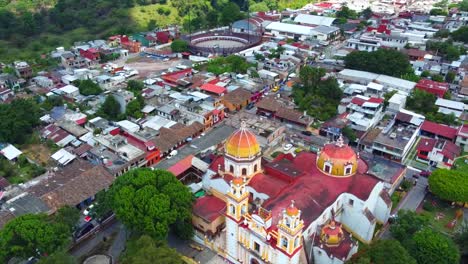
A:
[{"xmin": 155, "ymin": 124, "xmax": 236, "ymax": 169}]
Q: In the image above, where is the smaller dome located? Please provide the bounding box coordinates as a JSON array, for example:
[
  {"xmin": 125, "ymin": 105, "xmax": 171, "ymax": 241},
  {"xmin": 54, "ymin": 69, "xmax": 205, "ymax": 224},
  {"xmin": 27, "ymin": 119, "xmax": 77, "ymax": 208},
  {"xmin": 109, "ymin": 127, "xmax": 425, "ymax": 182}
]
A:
[
  {"xmin": 316, "ymin": 135, "xmax": 358, "ymax": 177},
  {"xmin": 286, "ymin": 200, "xmax": 299, "ymax": 216},
  {"xmin": 225, "ymin": 121, "xmax": 261, "ymax": 159},
  {"xmin": 320, "ymin": 220, "xmax": 344, "ymax": 246},
  {"xmin": 232, "ymin": 177, "xmax": 244, "ymax": 186}
]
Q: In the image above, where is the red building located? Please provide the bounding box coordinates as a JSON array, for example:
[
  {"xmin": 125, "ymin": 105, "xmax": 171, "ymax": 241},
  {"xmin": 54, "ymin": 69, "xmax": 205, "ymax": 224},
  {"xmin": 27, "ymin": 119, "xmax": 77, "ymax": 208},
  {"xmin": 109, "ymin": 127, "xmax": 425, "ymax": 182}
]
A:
[
  {"xmin": 415, "ymin": 79, "xmax": 449, "ymax": 98},
  {"xmin": 78, "ymin": 48, "xmax": 100, "ymax": 61},
  {"xmin": 416, "ymin": 138, "xmax": 460, "ymax": 168},
  {"xmin": 420, "ymin": 120, "xmax": 458, "ymax": 142}
]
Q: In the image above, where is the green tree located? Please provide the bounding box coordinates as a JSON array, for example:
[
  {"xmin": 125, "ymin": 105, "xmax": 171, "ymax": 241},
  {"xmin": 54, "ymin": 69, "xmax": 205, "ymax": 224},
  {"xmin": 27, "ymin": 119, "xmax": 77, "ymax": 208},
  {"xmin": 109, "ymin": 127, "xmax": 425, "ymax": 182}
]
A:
[
  {"xmin": 127, "ymin": 80, "xmax": 145, "ymax": 93},
  {"xmin": 360, "ymin": 7, "xmax": 373, "ymax": 19},
  {"xmin": 406, "ymin": 89, "xmax": 438, "ymax": 115},
  {"xmin": 54, "ymin": 206, "xmax": 80, "ymax": 233},
  {"xmin": 103, "ymin": 168, "xmax": 194, "ymax": 240},
  {"xmin": 344, "ymin": 49, "xmax": 413, "ymax": 77},
  {"xmin": 410, "ymin": 229, "xmax": 460, "ymax": 264},
  {"xmin": 451, "ymin": 26, "xmax": 468, "ymax": 43},
  {"xmin": 445, "ymin": 71, "xmax": 456, "ymax": 83},
  {"xmin": 348, "ymin": 240, "xmax": 416, "ymax": 264},
  {"xmin": 430, "ymin": 8, "xmax": 448, "ymax": 16},
  {"xmin": 431, "ymin": 74, "xmax": 444, "ymax": 82},
  {"xmin": 37, "ymin": 251, "xmax": 77, "ymax": 264},
  {"xmin": 250, "ymin": 2, "xmax": 269, "ymax": 12},
  {"xmin": 428, "ymin": 169, "xmax": 468, "ymax": 203},
  {"xmin": 390, "ymin": 210, "xmax": 430, "ymax": 242},
  {"xmin": 420, "ymin": 70, "xmax": 431, "ymax": 78},
  {"xmin": 336, "ymin": 6, "xmax": 358, "ymax": 19},
  {"xmin": 434, "ymin": 29, "xmax": 450, "ymax": 38},
  {"xmin": 220, "ymin": 2, "xmax": 244, "ymax": 26},
  {"xmin": 0, "ymin": 99, "xmax": 41, "ymax": 144},
  {"xmin": 126, "ymin": 99, "xmax": 143, "ymax": 119},
  {"xmin": 41, "ymin": 96, "xmax": 64, "ymax": 111},
  {"xmin": 74, "ymin": 79, "xmax": 102, "ymax": 96},
  {"xmin": 0, "ymin": 214, "xmax": 70, "ymax": 262},
  {"xmin": 342, "ymin": 126, "xmax": 357, "ymax": 142},
  {"xmin": 99, "ymin": 95, "xmax": 121, "ymax": 120},
  {"xmin": 460, "ymin": 0, "xmax": 468, "ymax": 11},
  {"xmin": 120, "ymin": 235, "xmax": 184, "ymax": 264},
  {"xmin": 170, "ymin": 39, "xmax": 188, "ymax": 53}
]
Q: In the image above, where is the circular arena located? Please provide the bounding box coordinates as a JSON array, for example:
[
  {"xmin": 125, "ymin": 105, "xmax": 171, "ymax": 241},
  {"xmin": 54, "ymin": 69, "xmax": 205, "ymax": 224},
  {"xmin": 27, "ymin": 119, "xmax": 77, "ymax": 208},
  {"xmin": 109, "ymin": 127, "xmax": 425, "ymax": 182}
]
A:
[{"xmin": 183, "ymin": 30, "xmax": 261, "ymax": 56}]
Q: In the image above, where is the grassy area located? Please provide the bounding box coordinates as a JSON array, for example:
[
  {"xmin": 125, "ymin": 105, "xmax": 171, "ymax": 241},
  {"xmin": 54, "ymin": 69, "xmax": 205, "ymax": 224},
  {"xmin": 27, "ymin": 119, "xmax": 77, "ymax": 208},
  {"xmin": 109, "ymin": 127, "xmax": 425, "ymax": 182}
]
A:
[
  {"xmin": 0, "ymin": 156, "xmax": 46, "ymax": 184},
  {"xmin": 129, "ymin": 3, "xmax": 181, "ymax": 31},
  {"xmin": 391, "ymin": 191, "xmax": 404, "ymax": 211},
  {"xmin": 453, "ymin": 152, "xmax": 468, "ymax": 171},
  {"xmin": 420, "ymin": 195, "xmax": 462, "ymax": 235}
]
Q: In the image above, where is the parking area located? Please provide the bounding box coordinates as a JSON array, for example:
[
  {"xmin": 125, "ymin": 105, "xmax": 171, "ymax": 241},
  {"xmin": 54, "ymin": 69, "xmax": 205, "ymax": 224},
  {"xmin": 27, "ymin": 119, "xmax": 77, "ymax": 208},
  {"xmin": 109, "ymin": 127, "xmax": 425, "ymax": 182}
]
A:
[{"xmin": 155, "ymin": 124, "xmax": 236, "ymax": 170}]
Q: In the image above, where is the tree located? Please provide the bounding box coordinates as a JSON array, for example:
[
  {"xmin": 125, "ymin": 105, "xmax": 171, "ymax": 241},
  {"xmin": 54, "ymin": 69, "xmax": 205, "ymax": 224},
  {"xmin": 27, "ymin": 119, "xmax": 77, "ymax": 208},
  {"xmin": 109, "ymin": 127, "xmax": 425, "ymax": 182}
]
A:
[
  {"xmin": 0, "ymin": 214, "xmax": 70, "ymax": 262},
  {"xmin": 342, "ymin": 126, "xmax": 357, "ymax": 142},
  {"xmin": 410, "ymin": 229, "xmax": 460, "ymax": 264},
  {"xmin": 420, "ymin": 70, "xmax": 431, "ymax": 78},
  {"xmin": 451, "ymin": 26, "xmax": 468, "ymax": 43},
  {"xmin": 430, "ymin": 8, "xmax": 448, "ymax": 16},
  {"xmin": 431, "ymin": 74, "xmax": 444, "ymax": 82},
  {"xmin": 461, "ymin": 0, "xmax": 468, "ymax": 11},
  {"xmin": 54, "ymin": 206, "xmax": 80, "ymax": 233},
  {"xmin": 127, "ymin": 80, "xmax": 145, "ymax": 93},
  {"xmin": 428, "ymin": 169, "xmax": 468, "ymax": 203},
  {"xmin": 74, "ymin": 79, "xmax": 102, "ymax": 96},
  {"xmin": 120, "ymin": 235, "xmax": 184, "ymax": 264},
  {"xmin": 170, "ymin": 39, "xmax": 188, "ymax": 53},
  {"xmin": 103, "ymin": 168, "xmax": 194, "ymax": 240},
  {"xmin": 41, "ymin": 96, "xmax": 64, "ymax": 111},
  {"xmin": 360, "ymin": 7, "xmax": 373, "ymax": 19},
  {"xmin": 344, "ymin": 49, "xmax": 413, "ymax": 77},
  {"xmin": 37, "ymin": 251, "xmax": 77, "ymax": 264},
  {"xmin": 445, "ymin": 71, "xmax": 456, "ymax": 83},
  {"xmin": 220, "ymin": 2, "xmax": 244, "ymax": 26},
  {"xmin": 99, "ymin": 95, "xmax": 121, "ymax": 120},
  {"xmin": 348, "ymin": 239, "xmax": 416, "ymax": 264},
  {"xmin": 250, "ymin": 2, "xmax": 269, "ymax": 12},
  {"xmin": 406, "ymin": 89, "xmax": 438, "ymax": 115},
  {"xmin": 434, "ymin": 29, "xmax": 450, "ymax": 38},
  {"xmin": 390, "ymin": 210, "xmax": 429, "ymax": 242},
  {"xmin": 336, "ymin": 6, "xmax": 358, "ymax": 19},
  {"xmin": 0, "ymin": 99, "xmax": 41, "ymax": 144},
  {"xmin": 126, "ymin": 99, "xmax": 143, "ymax": 119},
  {"xmin": 454, "ymin": 223, "xmax": 468, "ymax": 255}
]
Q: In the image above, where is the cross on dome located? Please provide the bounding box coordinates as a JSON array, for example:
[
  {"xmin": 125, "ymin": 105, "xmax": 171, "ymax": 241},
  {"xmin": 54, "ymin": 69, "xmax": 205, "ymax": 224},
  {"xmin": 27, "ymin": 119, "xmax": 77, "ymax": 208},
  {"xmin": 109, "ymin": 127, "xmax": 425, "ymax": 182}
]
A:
[{"xmin": 335, "ymin": 134, "xmax": 345, "ymax": 148}]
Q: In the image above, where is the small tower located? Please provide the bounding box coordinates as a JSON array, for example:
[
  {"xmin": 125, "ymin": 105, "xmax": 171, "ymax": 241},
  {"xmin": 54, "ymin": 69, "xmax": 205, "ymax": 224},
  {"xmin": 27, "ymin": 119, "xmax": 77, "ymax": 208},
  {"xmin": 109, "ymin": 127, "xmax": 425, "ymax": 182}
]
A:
[
  {"xmin": 225, "ymin": 177, "xmax": 249, "ymax": 259},
  {"xmin": 276, "ymin": 201, "xmax": 304, "ymax": 264}
]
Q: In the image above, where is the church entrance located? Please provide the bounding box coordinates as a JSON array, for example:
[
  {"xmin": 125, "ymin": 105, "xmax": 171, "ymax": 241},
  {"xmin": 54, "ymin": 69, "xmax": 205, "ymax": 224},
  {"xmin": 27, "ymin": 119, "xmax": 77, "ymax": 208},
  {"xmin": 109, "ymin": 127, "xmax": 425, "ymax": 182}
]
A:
[{"xmin": 251, "ymin": 258, "xmax": 260, "ymax": 264}]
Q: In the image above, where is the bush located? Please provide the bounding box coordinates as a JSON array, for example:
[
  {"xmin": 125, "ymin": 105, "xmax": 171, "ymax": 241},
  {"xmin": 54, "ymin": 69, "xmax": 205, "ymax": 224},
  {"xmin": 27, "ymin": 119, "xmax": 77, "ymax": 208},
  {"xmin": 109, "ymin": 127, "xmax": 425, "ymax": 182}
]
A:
[
  {"xmin": 400, "ymin": 179, "xmax": 413, "ymax": 191},
  {"xmin": 423, "ymin": 200, "xmax": 436, "ymax": 212}
]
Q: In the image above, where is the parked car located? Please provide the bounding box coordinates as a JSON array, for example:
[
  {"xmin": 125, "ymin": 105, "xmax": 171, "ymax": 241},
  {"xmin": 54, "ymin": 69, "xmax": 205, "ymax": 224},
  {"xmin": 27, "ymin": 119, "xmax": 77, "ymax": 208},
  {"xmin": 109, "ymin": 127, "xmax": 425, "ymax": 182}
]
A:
[
  {"xmin": 167, "ymin": 150, "xmax": 178, "ymax": 159},
  {"xmin": 283, "ymin": 143, "xmax": 293, "ymax": 151},
  {"xmin": 301, "ymin": 131, "xmax": 312, "ymax": 136},
  {"xmin": 83, "ymin": 204, "xmax": 94, "ymax": 216},
  {"xmin": 419, "ymin": 170, "xmax": 431, "ymax": 177}
]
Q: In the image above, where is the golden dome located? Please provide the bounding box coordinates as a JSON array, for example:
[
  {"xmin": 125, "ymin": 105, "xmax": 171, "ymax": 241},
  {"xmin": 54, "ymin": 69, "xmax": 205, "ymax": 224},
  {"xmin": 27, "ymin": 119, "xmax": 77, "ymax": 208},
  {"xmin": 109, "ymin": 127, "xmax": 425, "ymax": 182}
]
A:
[
  {"xmin": 225, "ymin": 122, "xmax": 260, "ymax": 159},
  {"xmin": 286, "ymin": 200, "xmax": 299, "ymax": 216},
  {"xmin": 316, "ymin": 136, "xmax": 358, "ymax": 177},
  {"xmin": 320, "ymin": 220, "xmax": 344, "ymax": 247}
]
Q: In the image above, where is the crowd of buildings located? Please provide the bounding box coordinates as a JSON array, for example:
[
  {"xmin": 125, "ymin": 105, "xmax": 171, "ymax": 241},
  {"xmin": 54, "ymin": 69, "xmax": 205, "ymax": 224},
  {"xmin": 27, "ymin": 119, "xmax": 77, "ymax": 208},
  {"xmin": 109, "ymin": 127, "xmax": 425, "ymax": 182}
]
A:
[{"xmin": 0, "ymin": 1, "xmax": 467, "ymax": 264}]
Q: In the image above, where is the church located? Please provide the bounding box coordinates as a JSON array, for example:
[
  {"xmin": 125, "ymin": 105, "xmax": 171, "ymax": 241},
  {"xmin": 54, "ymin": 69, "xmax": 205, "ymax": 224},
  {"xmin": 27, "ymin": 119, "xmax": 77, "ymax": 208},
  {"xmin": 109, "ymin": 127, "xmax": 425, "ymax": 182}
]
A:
[{"xmin": 199, "ymin": 122, "xmax": 393, "ymax": 264}]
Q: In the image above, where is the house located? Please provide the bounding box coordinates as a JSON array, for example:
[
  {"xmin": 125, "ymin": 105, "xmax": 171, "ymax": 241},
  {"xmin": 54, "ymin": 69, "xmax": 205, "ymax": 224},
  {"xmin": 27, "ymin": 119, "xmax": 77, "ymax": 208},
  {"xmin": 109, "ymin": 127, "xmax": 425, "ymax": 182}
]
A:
[
  {"xmin": 0, "ymin": 144, "xmax": 22, "ymax": 161},
  {"xmin": 456, "ymin": 124, "xmax": 468, "ymax": 152},
  {"xmin": 265, "ymin": 22, "xmax": 314, "ymax": 41},
  {"xmin": 221, "ymin": 88, "xmax": 252, "ymax": 112},
  {"xmin": 387, "ymin": 92, "xmax": 407, "ymax": 113},
  {"xmin": 192, "ymin": 195, "xmax": 226, "ymax": 236},
  {"xmin": 41, "ymin": 124, "xmax": 77, "ymax": 147},
  {"xmin": 199, "ymin": 83, "xmax": 226, "ymax": 96},
  {"xmin": 372, "ymin": 110, "xmax": 424, "ymax": 161},
  {"xmin": 415, "ymin": 79, "xmax": 449, "ymax": 98},
  {"xmin": 435, "ymin": 98, "xmax": 467, "ymax": 118},
  {"xmin": 58, "ymin": 84, "xmax": 80, "ymax": 98},
  {"xmin": 293, "ymin": 14, "xmax": 336, "ymax": 26},
  {"xmin": 79, "ymin": 48, "xmax": 100, "ymax": 61},
  {"xmin": 13, "ymin": 61, "xmax": 33, "ymax": 79},
  {"xmin": 257, "ymin": 96, "xmax": 313, "ymax": 128},
  {"xmin": 346, "ymin": 96, "xmax": 384, "ymax": 132},
  {"xmin": 420, "ymin": 120, "xmax": 458, "ymax": 142},
  {"xmin": 416, "ymin": 138, "xmax": 460, "ymax": 168}
]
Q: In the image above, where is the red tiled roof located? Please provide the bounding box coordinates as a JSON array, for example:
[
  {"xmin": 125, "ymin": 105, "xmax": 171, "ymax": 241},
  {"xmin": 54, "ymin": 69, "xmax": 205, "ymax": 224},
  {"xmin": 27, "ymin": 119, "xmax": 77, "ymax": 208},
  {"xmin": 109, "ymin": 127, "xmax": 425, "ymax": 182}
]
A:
[
  {"xmin": 368, "ymin": 97, "xmax": 384, "ymax": 104},
  {"xmin": 421, "ymin": 120, "xmax": 458, "ymax": 140},
  {"xmin": 458, "ymin": 124, "xmax": 468, "ymax": 137},
  {"xmin": 161, "ymin": 68, "xmax": 192, "ymax": 83},
  {"xmin": 416, "ymin": 79, "xmax": 449, "ymax": 98},
  {"xmin": 439, "ymin": 141, "xmax": 460, "ymax": 160},
  {"xmin": 168, "ymin": 155, "xmax": 194, "ymax": 177},
  {"xmin": 417, "ymin": 138, "xmax": 436, "ymax": 152},
  {"xmin": 200, "ymin": 83, "xmax": 226, "ymax": 95},
  {"xmin": 351, "ymin": 96, "xmax": 383, "ymax": 106},
  {"xmin": 193, "ymin": 195, "xmax": 226, "ymax": 222},
  {"xmin": 248, "ymin": 173, "xmax": 289, "ymax": 198}
]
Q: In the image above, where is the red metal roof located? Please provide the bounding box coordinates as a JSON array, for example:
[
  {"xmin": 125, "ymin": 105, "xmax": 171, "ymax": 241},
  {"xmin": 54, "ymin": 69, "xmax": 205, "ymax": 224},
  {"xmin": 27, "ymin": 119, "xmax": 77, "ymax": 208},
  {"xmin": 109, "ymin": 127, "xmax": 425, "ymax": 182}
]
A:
[
  {"xmin": 417, "ymin": 138, "xmax": 436, "ymax": 152},
  {"xmin": 351, "ymin": 96, "xmax": 383, "ymax": 106},
  {"xmin": 200, "ymin": 83, "xmax": 226, "ymax": 95},
  {"xmin": 416, "ymin": 79, "xmax": 449, "ymax": 98},
  {"xmin": 193, "ymin": 195, "xmax": 226, "ymax": 222},
  {"xmin": 421, "ymin": 120, "xmax": 458, "ymax": 140},
  {"xmin": 458, "ymin": 124, "xmax": 468, "ymax": 137},
  {"xmin": 161, "ymin": 68, "xmax": 192, "ymax": 83},
  {"xmin": 168, "ymin": 155, "xmax": 194, "ymax": 177}
]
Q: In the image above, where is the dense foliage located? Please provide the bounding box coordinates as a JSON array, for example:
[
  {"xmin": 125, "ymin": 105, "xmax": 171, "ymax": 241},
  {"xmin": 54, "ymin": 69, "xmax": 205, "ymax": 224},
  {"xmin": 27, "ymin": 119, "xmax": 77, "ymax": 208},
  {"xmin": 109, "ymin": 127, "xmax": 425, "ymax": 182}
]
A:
[
  {"xmin": 0, "ymin": 99, "xmax": 41, "ymax": 144},
  {"xmin": 292, "ymin": 66, "xmax": 342, "ymax": 121},
  {"xmin": 0, "ymin": 214, "xmax": 70, "ymax": 262},
  {"xmin": 170, "ymin": 39, "xmax": 188, "ymax": 53},
  {"xmin": 120, "ymin": 235, "xmax": 184, "ymax": 264},
  {"xmin": 37, "ymin": 252, "xmax": 77, "ymax": 264},
  {"xmin": 426, "ymin": 40, "xmax": 465, "ymax": 61},
  {"xmin": 98, "ymin": 95, "xmax": 122, "ymax": 120},
  {"xmin": 126, "ymin": 95, "xmax": 145, "ymax": 119},
  {"xmin": 390, "ymin": 210, "xmax": 429, "ymax": 242},
  {"xmin": 406, "ymin": 89, "xmax": 458, "ymax": 125},
  {"xmin": 74, "ymin": 79, "xmax": 103, "ymax": 96},
  {"xmin": 429, "ymin": 169, "xmax": 468, "ymax": 203},
  {"xmin": 451, "ymin": 26, "xmax": 468, "ymax": 44},
  {"xmin": 410, "ymin": 228, "xmax": 460, "ymax": 264},
  {"xmin": 344, "ymin": 49, "xmax": 413, "ymax": 77},
  {"xmin": 101, "ymin": 168, "xmax": 194, "ymax": 240},
  {"xmin": 205, "ymin": 55, "xmax": 253, "ymax": 75},
  {"xmin": 347, "ymin": 240, "xmax": 416, "ymax": 264}
]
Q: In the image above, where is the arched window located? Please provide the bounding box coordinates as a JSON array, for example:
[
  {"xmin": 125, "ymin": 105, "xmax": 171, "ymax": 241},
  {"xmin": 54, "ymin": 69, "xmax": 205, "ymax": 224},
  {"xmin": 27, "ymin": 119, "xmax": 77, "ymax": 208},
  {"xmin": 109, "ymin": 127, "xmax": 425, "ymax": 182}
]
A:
[
  {"xmin": 242, "ymin": 168, "xmax": 247, "ymax": 175},
  {"xmin": 254, "ymin": 164, "xmax": 258, "ymax": 172},
  {"xmin": 229, "ymin": 165, "xmax": 234, "ymax": 173},
  {"xmin": 285, "ymin": 217, "xmax": 291, "ymax": 228},
  {"xmin": 230, "ymin": 204, "xmax": 235, "ymax": 215},
  {"xmin": 345, "ymin": 165, "xmax": 352, "ymax": 175},
  {"xmin": 281, "ymin": 237, "xmax": 288, "ymax": 249},
  {"xmin": 324, "ymin": 164, "xmax": 332, "ymax": 174}
]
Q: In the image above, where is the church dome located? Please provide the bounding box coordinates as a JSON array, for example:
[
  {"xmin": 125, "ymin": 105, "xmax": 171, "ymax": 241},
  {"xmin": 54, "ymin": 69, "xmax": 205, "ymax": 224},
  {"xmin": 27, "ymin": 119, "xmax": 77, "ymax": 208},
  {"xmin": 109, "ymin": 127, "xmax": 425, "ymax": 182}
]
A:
[
  {"xmin": 316, "ymin": 136, "xmax": 358, "ymax": 177},
  {"xmin": 320, "ymin": 220, "xmax": 344, "ymax": 247},
  {"xmin": 225, "ymin": 122, "xmax": 261, "ymax": 159}
]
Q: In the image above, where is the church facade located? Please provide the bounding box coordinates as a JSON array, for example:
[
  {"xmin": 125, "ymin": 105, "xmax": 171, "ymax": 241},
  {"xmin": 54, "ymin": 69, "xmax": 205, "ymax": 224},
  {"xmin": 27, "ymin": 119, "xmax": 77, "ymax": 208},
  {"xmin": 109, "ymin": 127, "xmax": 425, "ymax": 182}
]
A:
[{"xmin": 202, "ymin": 122, "xmax": 392, "ymax": 264}]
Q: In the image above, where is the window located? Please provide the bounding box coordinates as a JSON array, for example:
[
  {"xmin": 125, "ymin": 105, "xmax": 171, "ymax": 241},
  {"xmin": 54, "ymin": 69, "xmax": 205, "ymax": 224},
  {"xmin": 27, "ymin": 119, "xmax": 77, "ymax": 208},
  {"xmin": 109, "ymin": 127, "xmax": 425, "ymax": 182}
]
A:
[
  {"xmin": 285, "ymin": 217, "xmax": 291, "ymax": 228},
  {"xmin": 241, "ymin": 205, "xmax": 247, "ymax": 215},
  {"xmin": 254, "ymin": 242, "xmax": 260, "ymax": 252},
  {"xmin": 230, "ymin": 205, "xmax": 235, "ymax": 215},
  {"xmin": 345, "ymin": 166, "xmax": 352, "ymax": 175},
  {"xmin": 230, "ymin": 165, "xmax": 234, "ymax": 173},
  {"xmin": 254, "ymin": 164, "xmax": 258, "ymax": 172},
  {"xmin": 324, "ymin": 164, "xmax": 332, "ymax": 174},
  {"xmin": 281, "ymin": 237, "xmax": 288, "ymax": 249},
  {"xmin": 242, "ymin": 168, "xmax": 247, "ymax": 175},
  {"xmin": 349, "ymin": 199, "xmax": 354, "ymax": 206}
]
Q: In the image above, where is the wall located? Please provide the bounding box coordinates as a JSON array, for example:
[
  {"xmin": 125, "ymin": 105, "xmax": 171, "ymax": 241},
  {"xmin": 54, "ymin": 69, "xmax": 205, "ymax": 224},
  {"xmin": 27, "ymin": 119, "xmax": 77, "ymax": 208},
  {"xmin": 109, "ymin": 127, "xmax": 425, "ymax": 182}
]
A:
[{"xmin": 192, "ymin": 214, "xmax": 225, "ymax": 235}]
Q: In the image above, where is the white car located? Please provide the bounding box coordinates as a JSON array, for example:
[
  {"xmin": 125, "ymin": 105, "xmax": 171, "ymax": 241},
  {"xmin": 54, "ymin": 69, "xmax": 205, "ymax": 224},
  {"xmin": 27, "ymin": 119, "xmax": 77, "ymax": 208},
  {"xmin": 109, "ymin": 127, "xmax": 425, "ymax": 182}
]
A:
[
  {"xmin": 283, "ymin": 144, "xmax": 293, "ymax": 151},
  {"xmin": 83, "ymin": 204, "xmax": 95, "ymax": 216}
]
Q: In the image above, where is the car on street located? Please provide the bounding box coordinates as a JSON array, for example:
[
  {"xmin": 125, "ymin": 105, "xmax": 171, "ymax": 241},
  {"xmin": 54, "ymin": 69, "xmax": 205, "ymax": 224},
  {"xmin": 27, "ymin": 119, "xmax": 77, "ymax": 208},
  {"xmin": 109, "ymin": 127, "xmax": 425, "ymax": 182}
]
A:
[
  {"xmin": 301, "ymin": 131, "xmax": 312, "ymax": 136},
  {"xmin": 419, "ymin": 170, "xmax": 431, "ymax": 177},
  {"xmin": 83, "ymin": 204, "xmax": 94, "ymax": 216},
  {"xmin": 283, "ymin": 144, "xmax": 293, "ymax": 151}
]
